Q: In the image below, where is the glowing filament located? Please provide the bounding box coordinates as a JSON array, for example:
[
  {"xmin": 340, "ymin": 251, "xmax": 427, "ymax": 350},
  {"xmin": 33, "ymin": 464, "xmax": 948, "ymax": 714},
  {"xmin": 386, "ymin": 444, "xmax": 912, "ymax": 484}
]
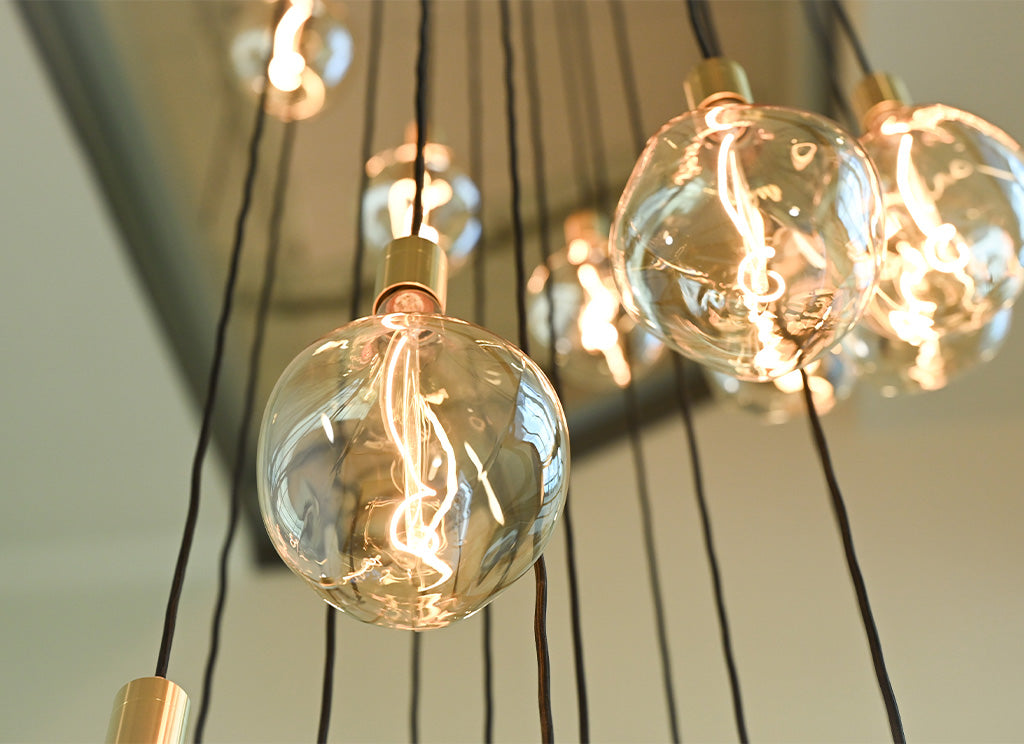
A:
[
  {"xmin": 387, "ymin": 172, "xmax": 454, "ymax": 243},
  {"xmin": 576, "ymin": 263, "xmax": 631, "ymax": 387},
  {"xmin": 381, "ymin": 330, "xmax": 457, "ymax": 591},
  {"xmin": 268, "ymin": 0, "xmax": 314, "ymax": 92}
]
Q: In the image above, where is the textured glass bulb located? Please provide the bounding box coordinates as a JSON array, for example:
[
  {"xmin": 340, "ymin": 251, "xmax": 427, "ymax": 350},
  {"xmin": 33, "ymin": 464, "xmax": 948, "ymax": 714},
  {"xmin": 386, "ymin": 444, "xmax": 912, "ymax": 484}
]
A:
[
  {"xmin": 707, "ymin": 338, "xmax": 859, "ymax": 423},
  {"xmin": 231, "ymin": 0, "xmax": 353, "ymax": 121},
  {"xmin": 527, "ymin": 210, "xmax": 664, "ymax": 391},
  {"xmin": 610, "ymin": 61, "xmax": 884, "ymax": 382},
  {"xmin": 856, "ymin": 83, "xmax": 1024, "ymax": 346},
  {"xmin": 855, "ymin": 307, "xmax": 1012, "ymax": 397},
  {"xmin": 257, "ymin": 310, "xmax": 569, "ymax": 630},
  {"xmin": 363, "ymin": 132, "xmax": 481, "ymax": 273}
]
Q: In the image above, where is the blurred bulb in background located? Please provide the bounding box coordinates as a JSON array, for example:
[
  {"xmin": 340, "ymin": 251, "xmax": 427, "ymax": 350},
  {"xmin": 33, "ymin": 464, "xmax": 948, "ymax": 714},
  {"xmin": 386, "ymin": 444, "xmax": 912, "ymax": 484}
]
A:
[
  {"xmin": 854, "ymin": 306, "xmax": 1013, "ymax": 397},
  {"xmin": 257, "ymin": 238, "xmax": 569, "ymax": 630},
  {"xmin": 706, "ymin": 338, "xmax": 860, "ymax": 424},
  {"xmin": 854, "ymin": 73, "xmax": 1024, "ymax": 352},
  {"xmin": 526, "ymin": 210, "xmax": 663, "ymax": 391},
  {"xmin": 363, "ymin": 126, "xmax": 481, "ymax": 274},
  {"xmin": 231, "ymin": 0, "xmax": 353, "ymax": 121},
  {"xmin": 610, "ymin": 58, "xmax": 884, "ymax": 382}
]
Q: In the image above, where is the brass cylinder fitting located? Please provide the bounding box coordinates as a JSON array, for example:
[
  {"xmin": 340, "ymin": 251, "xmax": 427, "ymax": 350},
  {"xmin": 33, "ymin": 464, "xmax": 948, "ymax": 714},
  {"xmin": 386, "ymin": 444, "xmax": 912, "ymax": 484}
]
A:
[
  {"xmin": 853, "ymin": 72, "xmax": 911, "ymax": 131},
  {"xmin": 684, "ymin": 57, "xmax": 753, "ymax": 110},
  {"xmin": 106, "ymin": 677, "xmax": 190, "ymax": 744},
  {"xmin": 373, "ymin": 236, "xmax": 448, "ymax": 314}
]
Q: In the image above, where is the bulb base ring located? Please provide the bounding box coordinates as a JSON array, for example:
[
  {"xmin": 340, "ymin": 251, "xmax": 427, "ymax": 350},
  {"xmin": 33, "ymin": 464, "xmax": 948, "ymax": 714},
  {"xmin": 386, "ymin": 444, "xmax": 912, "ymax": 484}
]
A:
[
  {"xmin": 374, "ymin": 236, "xmax": 448, "ymax": 314},
  {"xmin": 684, "ymin": 57, "xmax": 753, "ymax": 110},
  {"xmin": 853, "ymin": 72, "xmax": 911, "ymax": 131},
  {"xmin": 106, "ymin": 677, "xmax": 190, "ymax": 744}
]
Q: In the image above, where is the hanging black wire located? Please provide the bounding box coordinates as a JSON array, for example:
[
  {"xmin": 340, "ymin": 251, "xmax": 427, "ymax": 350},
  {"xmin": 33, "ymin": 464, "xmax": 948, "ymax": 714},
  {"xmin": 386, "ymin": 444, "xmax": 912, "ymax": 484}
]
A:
[
  {"xmin": 410, "ymin": 632, "xmax": 422, "ymax": 744},
  {"xmin": 610, "ymin": 2, "xmax": 748, "ymax": 740},
  {"xmin": 410, "ymin": 0, "xmax": 431, "ymax": 237},
  {"xmin": 499, "ymin": 2, "xmax": 554, "ymax": 740},
  {"xmin": 568, "ymin": 2, "xmax": 610, "ymax": 211},
  {"xmin": 521, "ymin": 3, "xmax": 590, "ymax": 740},
  {"xmin": 317, "ymin": 607, "xmax": 336, "ymax": 743},
  {"xmin": 686, "ymin": 0, "xmax": 722, "ymax": 60},
  {"xmin": 800, "ymin": 370, "xmax": 905, "ymax": 743},
  {"xmin": 465, "ymin": 3, "xmax": 494, "ymax": 740},
  {"xmin": 350, "ymin": 0, "xmax": 386, "ymax": 320},
  {"xmin": 153, "ymin": 19, "xmax": 277, "ymax": 680},
  {"xmin": 193, "ymin": 120, "xmax": 297, "ymax": 743},
  {"xmin": 829, "ymin": 0, "xmax": 874, "ymax": 77},
  {"xmin": 801, "ymin": 0, "xmax": 857, "ymax": 131}
]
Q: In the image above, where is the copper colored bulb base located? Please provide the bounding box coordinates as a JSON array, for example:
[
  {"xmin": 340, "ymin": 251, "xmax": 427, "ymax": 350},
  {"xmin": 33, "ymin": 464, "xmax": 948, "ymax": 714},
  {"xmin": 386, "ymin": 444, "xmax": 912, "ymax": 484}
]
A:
[{"xmin": 106, "ymin": 677, "xmax": 189, "ymax": 744}]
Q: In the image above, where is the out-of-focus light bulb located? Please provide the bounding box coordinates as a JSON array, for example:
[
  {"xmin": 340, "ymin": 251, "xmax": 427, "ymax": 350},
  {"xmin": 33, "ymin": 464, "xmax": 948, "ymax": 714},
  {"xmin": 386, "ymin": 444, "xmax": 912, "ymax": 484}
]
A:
[
  {"xmin": 853, "ymin": 73, "xmax": 1024, "ymax": 349},
  {"xmin": 526, "ymin": 210, "xmax": 663, "ymax": 391},
  {"xmin": 257, "ymin": 238, "xmax": 569, "ymax": 630},
  {"xmin": 854, "ymin": 306, "xmax": 1012, "ymax": 397},
  {"xmin": 363, "ymin": 126, "xmax": 481, "ymax": 273},
  {"xmin": 610, "ymin": 58, "xmax": 884, "ymax": 382},
  {"xmin": 707, "ymin": 338, "xmax": 859, "ymax": 424},
  {"xmin": 231, "ymin": 0, "xmax": 353, "ymax": 121}
]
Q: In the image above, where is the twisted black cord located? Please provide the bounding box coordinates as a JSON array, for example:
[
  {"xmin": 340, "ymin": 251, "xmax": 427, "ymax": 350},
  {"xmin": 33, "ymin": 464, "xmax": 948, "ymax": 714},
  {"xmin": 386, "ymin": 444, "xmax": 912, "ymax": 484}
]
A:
[
  {"xmin": 802, "ymin": 0, "xmax": 858, "ymax": 131},
  {"xmin": 193, "ymin": 120, "xmax": 297, "ymax": 743},
  {"xmin": 153, "ymin": 32, "xmax": 274, "ymax": 682},
  {"xmin": 500, "ymin": 2, "xmax": 553, "ymax": 740},
  {"xmin": 482, "ymin": 605, "xmax": 494, "ymax": 743},
  {"xmin": 686, "ymin": 0, "xmax": 721, "ymax": 59},
  {"xmin": 410, "ymin": 632, "xmax": 422, "ymax": 744},
  {"xmin": 350, "ymin": 0, "xmax": 385, "ymax": 319},
  {"xmin": 800, "ymin": 369, "xmax": 905, "ymax": 743},
  {"xmin": 410, "ymin": 0, "xmax": 431, "ymax": 236},
  {"xmin": 317, "ymin": 607, "xmax": 336, "ymax": 743},
  {"xmin": 522, "ymin": 3, "xmax": 590, "ymax": 740},
  {"xmin": 830, "ymin": 0, "xmax": 873, "ymax": 77}
]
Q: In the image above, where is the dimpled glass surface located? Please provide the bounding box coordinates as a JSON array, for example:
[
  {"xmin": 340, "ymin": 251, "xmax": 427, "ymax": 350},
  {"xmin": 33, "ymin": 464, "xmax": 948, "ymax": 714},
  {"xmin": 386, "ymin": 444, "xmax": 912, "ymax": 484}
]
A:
[
  {"xmin": 258, "ymin": 314, "xmax": 569, "ymax": 630},
  {"xmin": 859, "ymin": 104, "xmax": 1024, "ymax": 343},
  {"xmin": 610, "ymin": 104, "xmax": 883, "ymax": 381}
]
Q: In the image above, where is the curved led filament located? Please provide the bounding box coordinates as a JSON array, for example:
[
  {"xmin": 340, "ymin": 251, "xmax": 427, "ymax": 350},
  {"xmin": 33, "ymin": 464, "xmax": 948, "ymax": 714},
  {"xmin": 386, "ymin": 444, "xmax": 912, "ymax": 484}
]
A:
[
  {"xmin": 381, "ymin": 330, "xmax": 456, "ymax": 591},
  {"xmin": 268, "ymin": 0, "xmax": 314, "ymax": 92},
  {"xmin": 576, "ymin": 263, "xmax": 631, "ymax": 387},
  {"xmin": 387, "ymin": 172, "xmax": 454, "ymax": 244},
  {"xmin": 712, "ymin": 116, "xmax": 787, "ymax": 373}
]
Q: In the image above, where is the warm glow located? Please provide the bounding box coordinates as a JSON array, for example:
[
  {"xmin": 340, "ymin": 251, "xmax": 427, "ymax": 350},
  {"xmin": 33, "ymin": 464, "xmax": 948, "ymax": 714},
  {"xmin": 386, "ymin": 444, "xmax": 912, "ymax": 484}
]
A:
[
  {"xmin": 576, "ymin": 263, "xmax": 631, "ymax": 387},
  {"xmin": 387, "ymin": 172, "xmax": 453, "ymax": 243},
  {"xmin": 268, "ymin": 0, "xmax": 314, "ymax": 92},
  {"xmin": 380, "ymin": 330, "xmax": 456, "ymax": 591}
]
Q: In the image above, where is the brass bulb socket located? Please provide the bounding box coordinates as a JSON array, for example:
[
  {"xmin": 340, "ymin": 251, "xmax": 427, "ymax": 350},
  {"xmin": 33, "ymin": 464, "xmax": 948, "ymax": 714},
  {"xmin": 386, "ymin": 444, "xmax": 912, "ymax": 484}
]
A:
[
  {"xmin": 684, "ymin": 57, "xmax": 753, "ymax": 110},
  {"xmin": 853, "ymin": 72, "xmax": 911, "ymax": 131},
  {"xmin": 373, "ymin": 235, "xmax": 448, "ymax": 314},
  {"xmin": 106, "ymin": 677, "xmax": 190, "ymax": 744}
]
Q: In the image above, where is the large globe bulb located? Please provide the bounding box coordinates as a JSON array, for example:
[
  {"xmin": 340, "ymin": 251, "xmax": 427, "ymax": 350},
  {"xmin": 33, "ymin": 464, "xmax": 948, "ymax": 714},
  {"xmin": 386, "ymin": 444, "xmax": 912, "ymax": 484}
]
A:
[
  {"xmin": 854, "ymin": 74, "xmax": 1024, "ymax": 346},
  {"xmin": 257, "ymin": 312, "xmax": 569, "ymax": 630},
  {"xmin": 610, "ymin": 60, "xmax": 884, "ymax": 382}
]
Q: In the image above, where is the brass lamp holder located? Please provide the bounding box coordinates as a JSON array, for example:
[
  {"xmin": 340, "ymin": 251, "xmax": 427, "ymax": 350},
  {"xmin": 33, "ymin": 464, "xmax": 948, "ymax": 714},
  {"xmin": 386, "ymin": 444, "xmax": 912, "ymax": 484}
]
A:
[
  {"xmin": 106, "ymin": 677, "xmax": 189, "ymax": 744},
  {"xmin": 373, "ymin": 235, "xmax": 449, "ymax": 315},
  {"xmin": 853, "ymin": 72, "xmax": 911, "ymax": 131},
  {"xmin": 684, "ymin": 57, "xmax": 753, "ymax": 109}
]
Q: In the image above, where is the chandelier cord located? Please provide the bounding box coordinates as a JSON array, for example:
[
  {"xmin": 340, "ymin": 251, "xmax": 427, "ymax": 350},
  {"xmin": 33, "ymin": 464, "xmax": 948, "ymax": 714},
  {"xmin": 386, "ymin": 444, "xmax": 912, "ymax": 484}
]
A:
[
  {"xmin": 611, "ymin": 2, "xmax": 749, "ymax": 740},
  {"xmin": 802, "ymin": 0, "xmax": 857, "ymax": 131},
  {"xmin": 410, "ymin": 632, "xmax": 422, "ymax": 743},
  {"xmin": 153, "ymin": 14, "xmax": 276, "ymax": 680},
  {"xmin": 830, "ymin": 0, "xmax": 874, "ymax": 77},
  {"xmin": 500, "ymin": 2, "xmax": 554, "ymax": 741},
  {"xmin": 465, "ymin": 3, "xmax": 494, "ymax": 740},
  {"xmin": 800, "ymin": 370, "xmax": 906, "ymax": 743},
  {"xmin": 350, "ymin": 0, "xmax": 385, "ymax": 320},
  {"xmin": 317, "ymin": 607, "xmax": 336, "ymax": 743},
  {"xmin": 521, "ymin": 3, "xmax": 590, "ymax": 740},
  {"xmin": 410, "ymin": 0, "xmax": 431, "ymax": 237},
  {"xmin": 192, "ymin": 119, "xmax": 297, "ymax": 743},
  {"xmin": 569, "ymin": 2, "xmax": 610, "ymax": 211},
  {"xmin": 686, "ymin": 0, "xmax": 722, "ymax": 60}
]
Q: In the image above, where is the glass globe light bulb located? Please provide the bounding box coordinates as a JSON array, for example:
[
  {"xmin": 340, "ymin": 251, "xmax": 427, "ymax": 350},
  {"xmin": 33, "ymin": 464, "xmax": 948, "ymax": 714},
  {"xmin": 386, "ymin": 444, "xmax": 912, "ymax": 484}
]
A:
[
  {"xmin": 610, "ymin": 58, "xmax": 884, "ymax": 382},
  {"xmin": 853, "ymin": 73, "xmax": 1024, "ymax": 346},
  {"xmin": 707, "ymin": 336, "xmax": 859, "ymax": 424},
  {"xmin": 257, "ymin": 238, "xmax": 569, "ymax": 630},
  {"xmin": 231, "ymin": 0, "xmax": 354, "ymax": 121},
  {"xmin": 526, "ymin": 209, "xmax": 664, "ymax": 391},
  {"xmin": 853, "ymin": 306, "xmax": 1012, "ymax": 397},
  {"xmin": 362, "ymin": 126, "xmax": 481, "ymax": 274}
]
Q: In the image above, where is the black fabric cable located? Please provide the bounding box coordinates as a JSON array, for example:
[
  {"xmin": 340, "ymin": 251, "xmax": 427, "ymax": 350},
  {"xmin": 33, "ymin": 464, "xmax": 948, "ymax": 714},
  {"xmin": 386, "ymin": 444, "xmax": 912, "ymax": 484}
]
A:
[
  {"xmin": 465, "ymin": 2, "xmax": 494, "ymax": 740},
  {"xmin": 521, "ymin": 2, "xmax": 590, "ymax": 741},
  {"xmin": 193, "ymin": 120, "xmax": 298, "ymax": 743},
  {"xmin": 830, "ymin": 0, "xmax": 873, "ymax": 77},
  {"xmin": 321, "ymin": 3, "xmax": 386, "ymax": 738},
  {"xmin": 499, "ymin": 2, "xmax": 554, "ymax": 741},
  {"xmin": 801, "ymin": 0, "xmax": 858, "ymax": 131},
  {"xmin": 153, "ymin": 18, "xmax": 277, "ymax": 679},
  {"xmin": 800, "ymin": 370, "xmax": 905, "ymax": 743},
  {"xmin": 611, "ymin": 2, "xmax": 749, "ymax": 740},
  {"xmin": 686, "ymin": 0, "xmax": 722, "ymax": 60}
]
